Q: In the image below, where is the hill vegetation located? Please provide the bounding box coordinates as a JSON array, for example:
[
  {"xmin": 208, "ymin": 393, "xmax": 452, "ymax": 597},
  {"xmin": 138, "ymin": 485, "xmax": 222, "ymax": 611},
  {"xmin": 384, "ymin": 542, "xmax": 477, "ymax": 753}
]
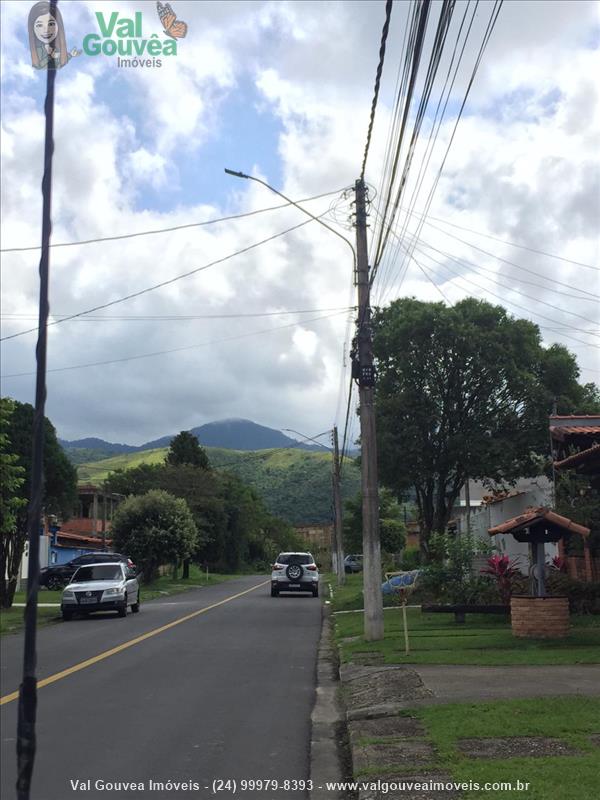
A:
[
  {"xmin": 60, "ymin": 418, "xmax": 323, "ymax": 461},
  {"xmin": 78, "ymin": 446, "xmax": 361, "ymax": 525}
]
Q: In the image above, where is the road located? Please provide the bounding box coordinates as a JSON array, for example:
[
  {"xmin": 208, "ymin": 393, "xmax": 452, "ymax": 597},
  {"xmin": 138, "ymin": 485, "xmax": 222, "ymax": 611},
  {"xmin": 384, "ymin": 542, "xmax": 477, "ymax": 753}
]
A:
[{"xmin": 1, "ymin": 576, "xmax": 323, "ymax": 800}]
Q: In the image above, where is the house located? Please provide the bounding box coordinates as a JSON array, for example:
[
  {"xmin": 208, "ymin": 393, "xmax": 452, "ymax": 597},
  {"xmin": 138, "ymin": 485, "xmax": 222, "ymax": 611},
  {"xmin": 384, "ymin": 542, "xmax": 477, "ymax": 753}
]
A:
[
  {"xmin": 451, "ymin": 477, "xmax": 554, "ymax": 572},
  {"xmin": 48, "ymin": 484, "xmax": 123, "ymax": 564}
]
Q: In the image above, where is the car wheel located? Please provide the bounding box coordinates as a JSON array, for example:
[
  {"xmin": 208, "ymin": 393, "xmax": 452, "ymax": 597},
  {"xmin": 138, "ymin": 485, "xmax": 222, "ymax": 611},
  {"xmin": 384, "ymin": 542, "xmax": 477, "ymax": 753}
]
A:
[
  {"xmin": 62, "ymin": 609, "xmax": 72, "ymax": 621},
  {"xmin": 312, "ymin": 585, "xmax": 319, "ymax": 598},
  {"xmin": 117, "ymin": 602, "xmax": 127, "ymax": 617},
  {"xmin": 271, "ymin": 586, "xmax": 279, "ymax": 597},
  {"xmin": 131, "ymin": 592, "xmax": 140, "ymax": 613},
  {"xmin": 48, "ymin": 576, "xmax": 64, "ymax": 591},
  {"xmin": 286, "ymin": 564, "xmax": 303, "ymax": 581}
]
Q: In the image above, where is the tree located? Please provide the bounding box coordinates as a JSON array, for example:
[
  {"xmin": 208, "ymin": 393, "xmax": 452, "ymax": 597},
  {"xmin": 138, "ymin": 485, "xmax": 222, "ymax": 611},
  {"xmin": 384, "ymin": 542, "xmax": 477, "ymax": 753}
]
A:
[
  {"xmin": 372, "ymin": 298, "xmax": 597, "ymax": 559},
  {"xmin": 111, "ymin": 490, "xmax": 198, "ymax": 582},
  {"xmin": 166, "ymin": 431, "xmax": 210, "ymax": 469},
  {"xmin": 343, "ymin": 488, "xmax": 406, "ymax": 554},
  {"xmin": 105, "ymin": 462, "xmax": 225, "ymax": 571},
  {"xmin": 0, "ymin": 399, "xmax": 78, "ymax": 607},
  {"xmin": 0, "ymin": 399, "xmax": 27, "ymax": 606}
]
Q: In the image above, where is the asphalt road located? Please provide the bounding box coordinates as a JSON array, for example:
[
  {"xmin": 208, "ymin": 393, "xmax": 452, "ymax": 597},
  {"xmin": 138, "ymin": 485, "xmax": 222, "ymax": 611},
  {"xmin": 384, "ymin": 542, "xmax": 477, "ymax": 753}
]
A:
[{"xmin": 1, "ymin": 576, "xmax": 323, "ymax": 800}]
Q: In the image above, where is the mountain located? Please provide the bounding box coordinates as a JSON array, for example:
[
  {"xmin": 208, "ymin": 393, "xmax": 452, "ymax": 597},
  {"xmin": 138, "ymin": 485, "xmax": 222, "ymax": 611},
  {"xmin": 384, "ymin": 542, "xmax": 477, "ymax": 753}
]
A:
[
  {"xmin": 58, "ymin": 436, "xmax": 137, "ymax": 453},
  {"xmin": 61, "ymin": 419, "xmax": 324, "ymax": 462},
  {"xmin": 192, "ymin": 419, "xmax": 323, "ymax": 451},
  {"xmin": 76, "ymin": 446, "xmax": 361, "ymax": 525}
]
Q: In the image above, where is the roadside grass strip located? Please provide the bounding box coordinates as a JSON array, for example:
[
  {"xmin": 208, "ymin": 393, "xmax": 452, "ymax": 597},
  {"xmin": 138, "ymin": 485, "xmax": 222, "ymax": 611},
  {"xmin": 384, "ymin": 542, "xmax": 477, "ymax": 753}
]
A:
[
  {"xmin": 334, "ymin": 607, "xmax": 600, "ymax": 666},
  {"xmin": 418, "ymin": 696, "xmax": 600, "ymax": 800},
  {"xmin": 0, "ymin": 580, "xmax": 268, "ymax": 705},
  {"xmin": 0, "ymin": 606, "xmax": 61, "ymax": 637}
]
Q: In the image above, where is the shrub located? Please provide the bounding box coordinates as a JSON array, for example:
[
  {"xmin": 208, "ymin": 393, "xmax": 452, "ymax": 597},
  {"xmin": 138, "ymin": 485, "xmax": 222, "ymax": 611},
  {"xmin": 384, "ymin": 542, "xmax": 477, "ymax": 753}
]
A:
[
  {"xmin": 422, "ymin": 532, "xmax": 491, "ymax": 605},
  {"xmin": 111, "ymin": 490, "xmax": 198, "ymax": 582},
  {"xmin": 480, "ymin": 554, "xmax": 522, "ymax": 605}
]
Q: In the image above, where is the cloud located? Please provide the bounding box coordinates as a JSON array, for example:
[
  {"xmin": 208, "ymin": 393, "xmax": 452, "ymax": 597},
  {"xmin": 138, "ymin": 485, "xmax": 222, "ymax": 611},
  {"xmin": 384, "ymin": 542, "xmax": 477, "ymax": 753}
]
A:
[{"xmin": 1, "ymin": 0, "xmax": 598, "ymax": 446}]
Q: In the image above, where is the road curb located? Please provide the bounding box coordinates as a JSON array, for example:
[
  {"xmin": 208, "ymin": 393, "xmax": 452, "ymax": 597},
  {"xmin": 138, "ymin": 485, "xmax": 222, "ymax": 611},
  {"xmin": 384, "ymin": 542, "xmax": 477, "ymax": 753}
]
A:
[{"xmin": 309, "ymin": 603, "xmax": 347, "ymax": 800}]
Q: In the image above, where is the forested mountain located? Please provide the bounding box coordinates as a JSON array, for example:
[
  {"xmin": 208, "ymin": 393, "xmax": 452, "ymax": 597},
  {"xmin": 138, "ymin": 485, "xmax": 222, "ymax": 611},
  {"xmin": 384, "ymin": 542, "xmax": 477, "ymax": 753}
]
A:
[
  {"xmin": 77, "ymin": 446, "xmax": 361, "ymax": 525},
  {"xmin": 61, "ymin": 419, "xmax": 322, "ymax": 462}
]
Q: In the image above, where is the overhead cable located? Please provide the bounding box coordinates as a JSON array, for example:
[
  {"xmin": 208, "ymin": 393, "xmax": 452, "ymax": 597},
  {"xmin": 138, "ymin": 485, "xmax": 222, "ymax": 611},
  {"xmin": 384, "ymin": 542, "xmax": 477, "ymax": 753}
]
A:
[
  {"xmin": 0, "ymin": 212, "xmax": 333, "ymax": 342},
  {"xmin": 2, "ymin": 310, "xmax": 348, "ymax": 379},
  {"xmin": 0, "ymin": 188, "xmax": 348, "ymax": 253},
  {"xmin": 360, "ymin": 0, "xmax": 394, "ymax": 180}
]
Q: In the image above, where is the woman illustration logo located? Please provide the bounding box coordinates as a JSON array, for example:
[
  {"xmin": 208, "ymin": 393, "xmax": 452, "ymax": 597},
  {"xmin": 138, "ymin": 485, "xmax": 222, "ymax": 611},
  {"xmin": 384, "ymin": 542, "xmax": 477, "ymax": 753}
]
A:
[{"xmin": 28, "ymin": 1, "xmax": 81, "ymax": 70}]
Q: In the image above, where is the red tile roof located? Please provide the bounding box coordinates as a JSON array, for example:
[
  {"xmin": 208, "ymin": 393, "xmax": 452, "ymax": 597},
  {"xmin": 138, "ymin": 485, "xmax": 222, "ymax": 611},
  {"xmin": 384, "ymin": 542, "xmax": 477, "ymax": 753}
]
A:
[
  {"xmin": 554, "ymin": 443, "xmax": 600, "ymax": 470},
  {"xmin": 488, "ymin": 507, "xmax": 590, "ymax": 537},
  {"xmin": 55, "ymin": 530, "xmax": 113, "ymax": 546}
]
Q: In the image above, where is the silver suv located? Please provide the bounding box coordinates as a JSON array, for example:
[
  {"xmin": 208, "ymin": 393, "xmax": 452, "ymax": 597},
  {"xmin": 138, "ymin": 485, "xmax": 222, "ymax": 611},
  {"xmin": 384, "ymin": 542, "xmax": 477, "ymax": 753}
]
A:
[{"xmin": 271, "ymin": 552, "xmax": 319, "ymax": 597}]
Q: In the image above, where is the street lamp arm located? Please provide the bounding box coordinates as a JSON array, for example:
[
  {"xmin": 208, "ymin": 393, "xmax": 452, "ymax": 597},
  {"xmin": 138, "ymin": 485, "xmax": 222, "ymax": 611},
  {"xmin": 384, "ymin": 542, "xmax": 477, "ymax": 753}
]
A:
[{"xmin": 224, "ymin": 168, "xmax": 357, "ymax": 270}]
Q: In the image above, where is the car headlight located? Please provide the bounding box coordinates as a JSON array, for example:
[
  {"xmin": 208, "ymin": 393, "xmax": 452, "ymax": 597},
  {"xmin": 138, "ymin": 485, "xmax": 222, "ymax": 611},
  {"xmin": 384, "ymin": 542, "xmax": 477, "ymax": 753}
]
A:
[
  {"xmin": 103, "ymin": 587, "xmax": 125, "ymax": 596},
  {"xmin": 62, "ymin": 590, "xmax": 75, "ymax": 599}
]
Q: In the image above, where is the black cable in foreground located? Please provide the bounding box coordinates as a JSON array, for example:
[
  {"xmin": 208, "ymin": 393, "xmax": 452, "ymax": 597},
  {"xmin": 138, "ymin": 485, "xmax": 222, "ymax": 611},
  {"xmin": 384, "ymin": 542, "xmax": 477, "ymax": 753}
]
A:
[
  {"xmin": 16, "ymin": 4, "xmax": 57, "ymax": 797},
  {"xmin": 360, "ymin": 0, "xmax": 394, "ymax": 181}
]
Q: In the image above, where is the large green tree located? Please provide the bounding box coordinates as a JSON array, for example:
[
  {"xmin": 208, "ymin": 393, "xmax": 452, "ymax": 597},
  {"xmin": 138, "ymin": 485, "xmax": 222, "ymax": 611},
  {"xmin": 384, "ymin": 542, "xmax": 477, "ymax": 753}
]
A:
[
  {"xmin": 372, "ymin": 298, "xmax": 598, "ymax": 558},
  {"xmin": 343, "ymin": 488, "xmax": 406, "ymax": 555},
  {"xmin": 166, "ymin": 431, "xmax": 210, "ymax": 469},
  {"xmin": 0, "ymin": 399, "xmax": 78, "ymax": 606},
  {"xmin": 111, "ymin": 490, "xmax": 198, "ymax": 582},
  {"xmin": 104, "ymin": 462, "xmax": 299, "ymax": 572}
]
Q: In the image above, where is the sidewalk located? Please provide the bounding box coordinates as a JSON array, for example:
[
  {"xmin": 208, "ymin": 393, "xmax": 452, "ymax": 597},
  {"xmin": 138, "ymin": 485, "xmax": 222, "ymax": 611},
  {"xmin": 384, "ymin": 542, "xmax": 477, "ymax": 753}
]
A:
[
  {"xmin": 342, "ymin": 663, "xmax": 600, "ymax": 718},
  {"xmin": 338, "ymin": 661, "xmax": 600, "ymax": 799}
]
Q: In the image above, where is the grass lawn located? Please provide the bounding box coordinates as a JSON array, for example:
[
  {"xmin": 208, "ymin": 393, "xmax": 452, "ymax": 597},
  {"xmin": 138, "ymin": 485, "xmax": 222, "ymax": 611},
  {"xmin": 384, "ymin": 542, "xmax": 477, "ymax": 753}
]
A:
[
  {"xmin": 352, "ymin": 696, "xmax": 600, "ymax": 799},
  {"xmin": 1, "ymin": 567, "xmax": 244, "ymax": 636},
  {"xmin": 330, "ymin": 574, "xmax": 600, "ymax": 666},
  {"xmin": 421, "ymin": 696, "xmax": 600, "ymax": 800}
]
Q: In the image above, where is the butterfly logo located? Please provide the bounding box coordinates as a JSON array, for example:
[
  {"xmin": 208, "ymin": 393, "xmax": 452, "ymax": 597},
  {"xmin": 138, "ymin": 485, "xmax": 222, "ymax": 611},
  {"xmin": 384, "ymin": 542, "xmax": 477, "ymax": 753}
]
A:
[{"xmin": 156, "ymin": 1, "xmax": 188, "ymax": 40}]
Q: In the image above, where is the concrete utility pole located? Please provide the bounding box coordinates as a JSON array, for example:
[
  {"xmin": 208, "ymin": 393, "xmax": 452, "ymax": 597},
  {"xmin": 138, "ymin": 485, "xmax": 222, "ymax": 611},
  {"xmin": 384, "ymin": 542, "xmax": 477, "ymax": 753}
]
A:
[
  {"xmin": 332, "ymin": 425, "xmax": 346, "ymax": 586},
  {"xmin": 354, "ymin": 178, "xmax": 384, "ymax": 641}
]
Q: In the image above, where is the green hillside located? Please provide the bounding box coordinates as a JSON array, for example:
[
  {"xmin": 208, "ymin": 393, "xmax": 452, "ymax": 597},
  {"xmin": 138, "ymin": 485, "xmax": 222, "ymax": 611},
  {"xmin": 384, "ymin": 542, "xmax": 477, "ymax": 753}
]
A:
[{"xmin": 77, "ymin": 447, "xmax": 361, "ymax": 525}]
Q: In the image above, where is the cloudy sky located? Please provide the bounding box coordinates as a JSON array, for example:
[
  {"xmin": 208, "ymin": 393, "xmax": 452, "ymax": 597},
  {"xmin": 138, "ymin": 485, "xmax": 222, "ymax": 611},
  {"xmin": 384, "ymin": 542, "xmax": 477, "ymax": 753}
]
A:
[{"xmin": 1, "ymin": 0, "xmax": 599, "ymax": 446}]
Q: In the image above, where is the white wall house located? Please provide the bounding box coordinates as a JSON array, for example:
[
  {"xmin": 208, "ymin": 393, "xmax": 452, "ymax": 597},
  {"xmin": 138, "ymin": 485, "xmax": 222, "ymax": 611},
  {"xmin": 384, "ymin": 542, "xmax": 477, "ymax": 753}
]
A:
[{"xmin": 456, "ymin": 477, "xmax": 555, "ymax": 573}]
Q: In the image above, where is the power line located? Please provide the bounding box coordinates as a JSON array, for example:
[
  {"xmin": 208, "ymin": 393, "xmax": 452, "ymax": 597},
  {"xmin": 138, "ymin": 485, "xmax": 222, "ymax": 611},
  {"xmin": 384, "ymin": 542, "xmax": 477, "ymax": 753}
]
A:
[
  {"xmin": 410, "ymin": 240, "xmax": 599, "ymax": 327},
  {"xmin": 1, "ymin": 307, "xmax": 354, "ymax": 323},
  {"xmin": 400, "ymin": 243, "xmax": 600, "ymax": 350},
  {"xmin": 418, "ymin": 219, "xmax": 600, "ymax": 298},
  {"xmin": 373, "ymin": 0, "xmax": 480, "ymax": 302},
  {"xmin": 360, "ymin": 0, "xmax": 394, "ymax": 180},
  {"xmin": 0, "ymin": 188, "xmax": 348, "ymax": 254},
  {"xmin": 402, "ymin": 206, "xmax": 600, "ymax": 271},
  {"xmin": 377, "ymin": 1, "xmax": 505, "ymax": 307},
  {"xmin": 2, "ymin": 310, "xmax": 348, "ymax": 379},
  {"xmin": 0, "ymin": 211, "xmax": 335, "ymax": 343}
]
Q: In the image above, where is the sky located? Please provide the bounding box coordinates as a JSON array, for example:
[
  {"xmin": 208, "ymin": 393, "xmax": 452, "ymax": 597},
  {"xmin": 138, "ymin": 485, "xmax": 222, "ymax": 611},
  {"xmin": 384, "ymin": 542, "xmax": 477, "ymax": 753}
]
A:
[{"xmin": 1, "ymin": 0, "xmax": 599, "ymax": 446}]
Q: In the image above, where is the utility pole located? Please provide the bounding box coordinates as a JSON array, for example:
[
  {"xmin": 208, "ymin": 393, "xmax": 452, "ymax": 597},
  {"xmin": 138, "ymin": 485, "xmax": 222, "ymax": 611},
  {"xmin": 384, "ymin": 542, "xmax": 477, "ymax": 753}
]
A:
[
  {"xmin": 354, "ymin": 178, "xmax": 384, "ymax": 641},
  {"xmin": 332, "ymin": 425, "xmax": 345, "ymax": 586}
]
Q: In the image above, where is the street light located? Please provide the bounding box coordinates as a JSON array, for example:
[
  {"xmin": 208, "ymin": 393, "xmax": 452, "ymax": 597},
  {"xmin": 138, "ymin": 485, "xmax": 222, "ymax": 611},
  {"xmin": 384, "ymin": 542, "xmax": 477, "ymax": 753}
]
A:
[{"xmin": 224, "ymin": 169, "xmax": 357, "ymax": 272}]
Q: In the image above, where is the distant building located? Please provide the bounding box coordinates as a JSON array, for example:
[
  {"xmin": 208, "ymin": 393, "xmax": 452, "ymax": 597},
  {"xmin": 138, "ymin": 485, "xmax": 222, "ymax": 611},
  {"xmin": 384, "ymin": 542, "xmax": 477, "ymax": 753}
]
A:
[
  {"xmin": 48, "ymin": 484, "xmax": 123, "ymax": 564},
  {"xmin": 294, "ymin": 523, "xmax": 333, "ymax": 569}
]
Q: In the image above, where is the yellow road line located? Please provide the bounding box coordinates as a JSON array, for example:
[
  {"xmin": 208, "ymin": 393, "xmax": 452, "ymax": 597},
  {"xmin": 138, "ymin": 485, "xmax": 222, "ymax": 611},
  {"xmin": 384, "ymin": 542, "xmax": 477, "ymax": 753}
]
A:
[{"xmin": 0, "ymin": 580, "xmax": 269, "ymax": 707}]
